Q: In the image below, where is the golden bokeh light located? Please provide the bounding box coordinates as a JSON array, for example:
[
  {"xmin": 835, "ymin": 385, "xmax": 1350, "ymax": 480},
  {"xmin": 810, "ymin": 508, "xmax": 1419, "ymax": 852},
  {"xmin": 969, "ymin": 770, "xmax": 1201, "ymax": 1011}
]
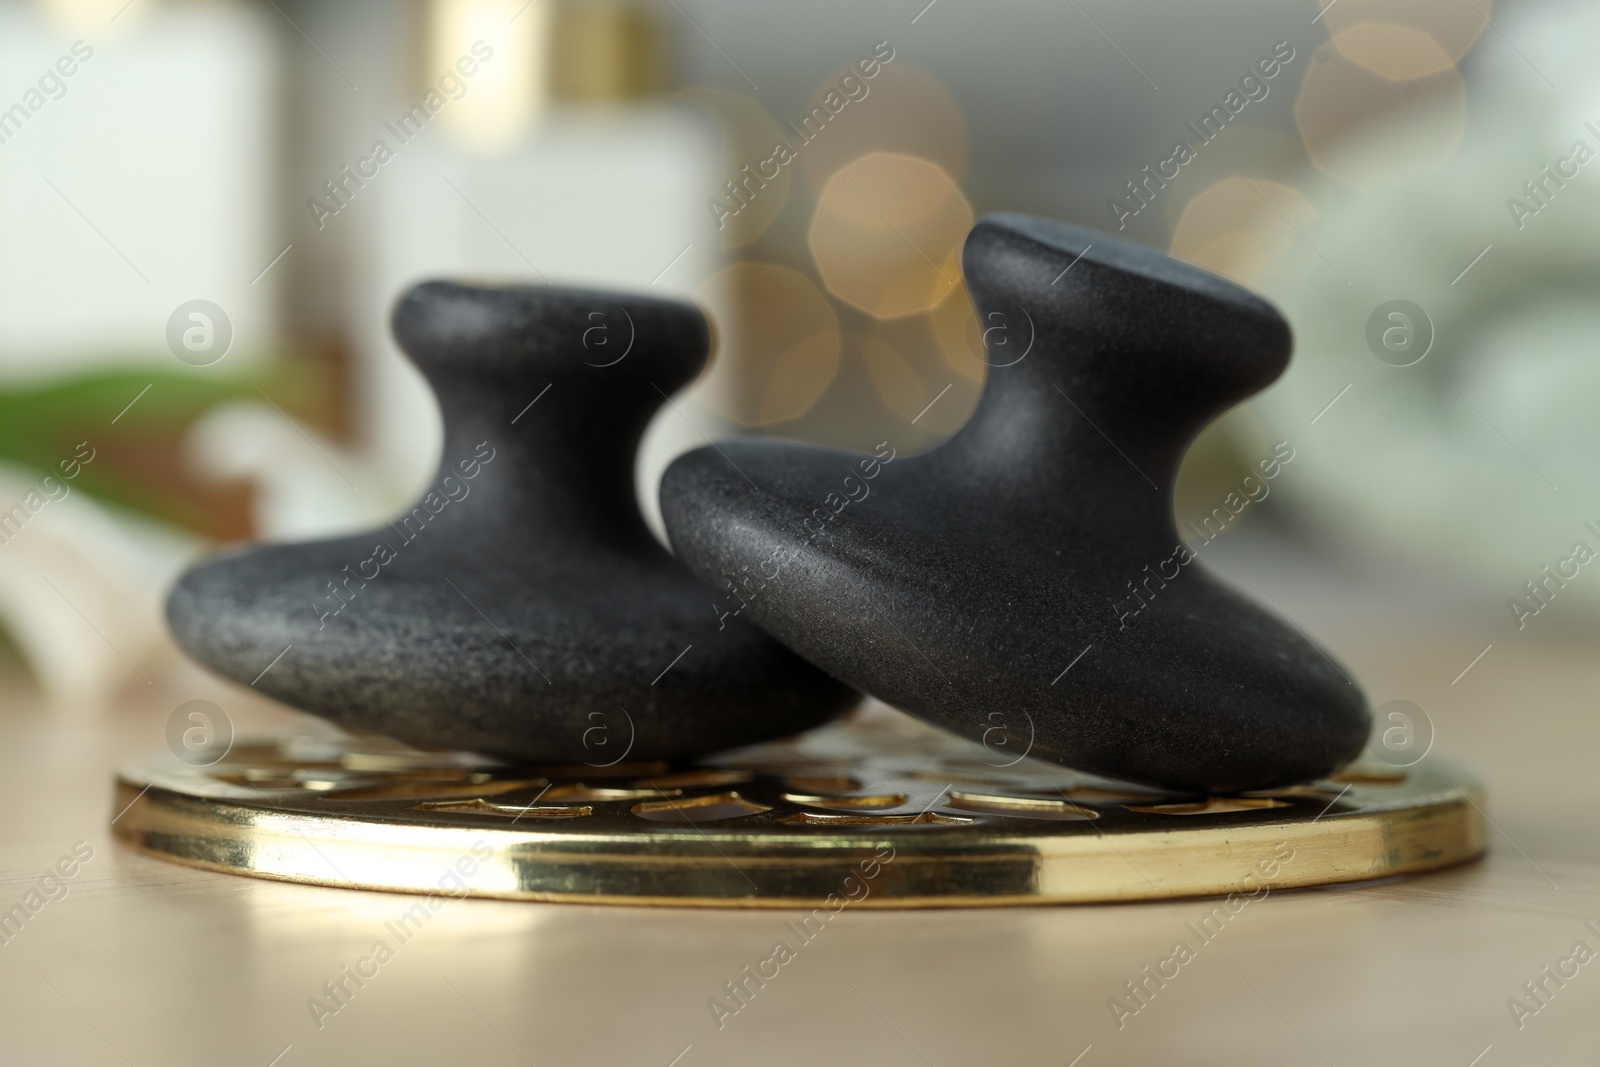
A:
[
  {"xmin": 1333, "ymin": 22, "xmax": 1458, "ymax": 80},
  {"xmin": 1294, "ymin": 42, "xmax": 1466, "ymax": 191},
  {"xmin": 429, "ymin": 0, "xmax": 548, "ymax": 154},
  {"xmin": 41, "ymin": 0, "xmax": 146, "ymax": 29},
  {"xmin": 1318, "ymin": 0, "xmax": 1490, "ymax": 67},
  {"xmin": 699, "ymin": 262, "xmax": 841, "ymax": 427},
  {"xmin": 1169, "ymin": 177, "xmax": 1319, "ymax": 286},
  {"xmin": 795, "ymin": 63, "xmax": 969, "ymax": 193},
  {"xmin": 809, "ymin": 153, "xmax": 972, "ymax": 319},
  {"xmin": 867, "ymin": 313, "xmax": 981, "ymax": 438},
  {"xmin": 928, "ymin": 285, "xmax": 986, "ymax": 385},
  {"xmin": 677, "ymin": 87, "xmax": 792, "ymax": 249},
  {"xmin": 857, "ymin": 335, "xmax": 927, "ymax": 423}
]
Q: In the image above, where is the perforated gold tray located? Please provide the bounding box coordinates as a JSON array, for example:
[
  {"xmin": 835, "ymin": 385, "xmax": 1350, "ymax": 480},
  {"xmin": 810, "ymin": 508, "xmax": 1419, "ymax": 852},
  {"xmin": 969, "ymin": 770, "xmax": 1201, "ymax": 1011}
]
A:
[{"xmin": 112, "ymin": 707, "xmax": 1484, "ymax": 907}]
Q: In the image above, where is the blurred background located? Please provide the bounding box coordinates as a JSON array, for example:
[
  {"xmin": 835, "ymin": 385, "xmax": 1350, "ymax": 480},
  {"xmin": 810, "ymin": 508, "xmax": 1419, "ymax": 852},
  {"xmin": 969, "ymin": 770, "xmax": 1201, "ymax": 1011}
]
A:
[{"xmin": 0, "ymin": 0, "xmax": 1591, "ymax": 714}]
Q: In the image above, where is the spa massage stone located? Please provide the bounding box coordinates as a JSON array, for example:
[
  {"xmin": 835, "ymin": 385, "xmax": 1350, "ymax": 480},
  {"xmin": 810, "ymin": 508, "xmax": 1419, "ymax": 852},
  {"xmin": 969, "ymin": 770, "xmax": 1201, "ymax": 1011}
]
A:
[
  {"xmin": 166, "ymin": 282, "xmax": 857, "ymax": 762},
  {"xmin": 659, "ymin": 213, "xmax": 1370, "ymax": 792}
]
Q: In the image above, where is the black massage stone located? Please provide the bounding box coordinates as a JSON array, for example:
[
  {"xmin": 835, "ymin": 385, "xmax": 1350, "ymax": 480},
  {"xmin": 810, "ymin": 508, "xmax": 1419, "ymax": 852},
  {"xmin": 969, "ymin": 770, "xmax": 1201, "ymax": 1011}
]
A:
[
  {"xmin": 167, "ymin": 282, "xmax": 857, "ymax": 762},
  {"xmin": 660, "ymin": 213, "xmax": 1369, "ymax": 792}
]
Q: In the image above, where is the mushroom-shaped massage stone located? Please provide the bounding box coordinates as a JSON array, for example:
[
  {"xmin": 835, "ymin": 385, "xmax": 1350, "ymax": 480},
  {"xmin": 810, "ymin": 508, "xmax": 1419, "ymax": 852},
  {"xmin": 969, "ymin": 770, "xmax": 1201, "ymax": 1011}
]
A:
[
  {"xmin": 167, "ymin": 282, "xmax": 858, "ymax": 762},
  {"xmin": 659, "ymin": 214, "xmax": 1369, "ymax": 792}
]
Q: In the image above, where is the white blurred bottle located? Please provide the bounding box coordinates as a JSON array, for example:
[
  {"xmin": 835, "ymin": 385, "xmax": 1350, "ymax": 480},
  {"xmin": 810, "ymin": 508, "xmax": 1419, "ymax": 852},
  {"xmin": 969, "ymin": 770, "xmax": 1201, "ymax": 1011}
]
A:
[{"xmin": 352, "ymin": 0, "xmax": 727, "ymax": 540}]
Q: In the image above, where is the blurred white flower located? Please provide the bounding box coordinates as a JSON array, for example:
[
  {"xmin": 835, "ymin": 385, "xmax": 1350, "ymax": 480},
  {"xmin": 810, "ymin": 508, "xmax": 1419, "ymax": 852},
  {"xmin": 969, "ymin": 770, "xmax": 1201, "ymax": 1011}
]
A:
[
  {"xmin": 1210, "ymin": 0, "xmax": 1600, "ymax": 613},
  {"xmin": 0, "ymin": 461, "xmax": 190, "ymax": 712},
  {"xmin": 185, "ymin": 401, "xmax": 416, "ymax": 542}
]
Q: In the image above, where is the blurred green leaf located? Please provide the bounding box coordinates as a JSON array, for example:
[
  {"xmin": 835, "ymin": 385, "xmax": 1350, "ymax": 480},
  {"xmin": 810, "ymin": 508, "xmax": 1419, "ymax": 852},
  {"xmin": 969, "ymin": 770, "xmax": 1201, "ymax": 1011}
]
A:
[{"xmin": 0, "ymin": 354, "xmax": 336, "ymax": 539}]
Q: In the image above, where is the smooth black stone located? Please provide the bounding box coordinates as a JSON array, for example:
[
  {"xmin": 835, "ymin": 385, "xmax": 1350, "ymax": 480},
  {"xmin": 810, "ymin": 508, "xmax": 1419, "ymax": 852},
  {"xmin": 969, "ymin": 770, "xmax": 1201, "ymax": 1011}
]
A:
[
  {"xmin": 660, "ymin": 213, "xmax": 1369, "ymax": 792},
  {"xmin": 167, "ymin": 282, "xmax": 857, "ymax": 762}
]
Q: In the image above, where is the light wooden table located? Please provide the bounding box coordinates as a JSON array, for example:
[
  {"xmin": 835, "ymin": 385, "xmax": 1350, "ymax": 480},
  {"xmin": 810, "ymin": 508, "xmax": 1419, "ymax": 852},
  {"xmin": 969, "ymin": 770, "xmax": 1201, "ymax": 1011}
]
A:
[{"xmin": 1, "ymin": 536, "xmax": 1594, "ymax": 1066}]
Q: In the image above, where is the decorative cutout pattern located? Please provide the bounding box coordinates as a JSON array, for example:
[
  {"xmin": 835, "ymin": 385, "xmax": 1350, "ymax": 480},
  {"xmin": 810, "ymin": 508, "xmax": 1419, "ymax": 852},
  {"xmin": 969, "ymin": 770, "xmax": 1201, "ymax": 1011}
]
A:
[
  {"xmin": 632, "ymin": 792, "xmax": 772, "ymax": 823},
  {"xmin": 1125, "ymin": 797, "xmax": 1292, "ymax": 816},
  {"xmin": 415, "ymin": 799, "xmax": 593, "ymax": 819},
  {"xmin": 111, "ymin": 708, "xmax": 1484, "ymax": 907},
  {"xmin": 168, "ymin": 724, "xmax": 1393, "ymax": 829}
]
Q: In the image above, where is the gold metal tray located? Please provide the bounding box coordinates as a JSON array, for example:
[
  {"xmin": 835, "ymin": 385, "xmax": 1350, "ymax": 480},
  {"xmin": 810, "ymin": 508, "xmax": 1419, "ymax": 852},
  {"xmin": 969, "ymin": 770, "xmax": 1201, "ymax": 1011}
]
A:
[{"xmin": 112, "ymin": 707, "xmax": 1484, "ymax": 908}]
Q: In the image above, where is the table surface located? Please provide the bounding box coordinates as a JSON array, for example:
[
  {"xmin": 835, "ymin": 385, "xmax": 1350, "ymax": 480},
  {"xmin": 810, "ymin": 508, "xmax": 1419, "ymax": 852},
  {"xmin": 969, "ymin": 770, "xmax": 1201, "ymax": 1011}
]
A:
[{"xmin": 1, "ymin": 532, "xmax": 1596, "ymax": 1067}]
